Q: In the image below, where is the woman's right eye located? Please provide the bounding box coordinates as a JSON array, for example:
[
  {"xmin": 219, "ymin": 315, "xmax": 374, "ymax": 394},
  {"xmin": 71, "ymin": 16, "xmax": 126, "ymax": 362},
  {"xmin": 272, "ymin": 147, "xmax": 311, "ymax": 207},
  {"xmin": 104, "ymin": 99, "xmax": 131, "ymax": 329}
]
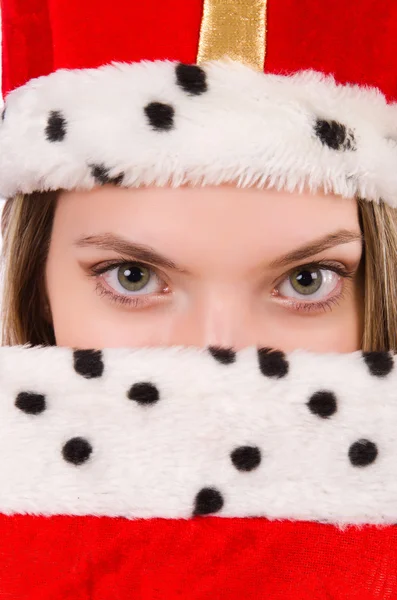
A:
[{"xmin": 100, "ymin": 262, "xmax": 165, "ymax": 296}]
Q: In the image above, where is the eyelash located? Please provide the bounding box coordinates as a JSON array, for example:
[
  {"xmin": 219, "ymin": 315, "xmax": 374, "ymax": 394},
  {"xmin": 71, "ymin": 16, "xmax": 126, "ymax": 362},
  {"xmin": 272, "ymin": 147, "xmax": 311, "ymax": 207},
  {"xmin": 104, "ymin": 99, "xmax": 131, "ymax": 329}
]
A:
[
  {"xmin": 284, "ymin": 291, "xmax": 345, "ymax": 314},
  {"xmin": 89, "ymin": 259, "xmax": 355, "ymax": 313},
  {"xmin": 273, "ymin": 260, "xmax": 354, "ymax": 314},
  {"xmin": 90, "ymin": 259, "xmax": 169, "ymax": 309}
]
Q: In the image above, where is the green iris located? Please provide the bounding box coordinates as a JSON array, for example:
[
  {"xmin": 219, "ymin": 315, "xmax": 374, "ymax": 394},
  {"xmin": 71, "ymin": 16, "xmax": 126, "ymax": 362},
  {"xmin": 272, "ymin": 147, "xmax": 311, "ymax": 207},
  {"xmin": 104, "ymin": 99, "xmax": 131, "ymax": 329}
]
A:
[
  {"xmin": 289, "ymin": 268, "xmax": 323, "ymax": 296},
  {"xmin": 117, "ymin": 264, "xmax": 150, "ymax": 292}
]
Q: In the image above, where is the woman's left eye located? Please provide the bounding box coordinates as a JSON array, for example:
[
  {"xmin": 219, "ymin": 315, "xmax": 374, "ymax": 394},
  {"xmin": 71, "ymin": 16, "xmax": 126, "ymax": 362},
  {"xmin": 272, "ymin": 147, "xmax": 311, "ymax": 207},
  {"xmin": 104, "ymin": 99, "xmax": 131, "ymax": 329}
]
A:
[
  {"xmin": 101, "ymin": 263, "xmax": 164, "ymax": 296},
  {"xmin": 275, "ymin": 266, "xmax": 341, "ymax": 302}
]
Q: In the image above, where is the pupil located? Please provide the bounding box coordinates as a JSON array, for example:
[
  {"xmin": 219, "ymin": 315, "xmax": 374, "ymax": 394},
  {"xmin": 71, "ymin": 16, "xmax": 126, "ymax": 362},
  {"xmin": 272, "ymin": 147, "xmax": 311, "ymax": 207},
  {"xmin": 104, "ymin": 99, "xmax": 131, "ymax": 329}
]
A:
[
  {"xmin": 296, "ymin": 270, "xmax": 317, "ymax": 287},
  {"xmin": 123, "ymin": 267, "xmax": 144, "ymax": 283}
]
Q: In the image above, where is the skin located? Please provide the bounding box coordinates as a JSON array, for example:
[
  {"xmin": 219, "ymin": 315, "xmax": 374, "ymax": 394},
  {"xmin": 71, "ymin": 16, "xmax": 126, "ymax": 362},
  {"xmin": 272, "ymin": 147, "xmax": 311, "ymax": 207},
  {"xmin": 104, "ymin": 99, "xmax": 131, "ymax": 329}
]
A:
[{"xmin": 45, "ymin": 184, "xmax": 363, "ymax": 352}]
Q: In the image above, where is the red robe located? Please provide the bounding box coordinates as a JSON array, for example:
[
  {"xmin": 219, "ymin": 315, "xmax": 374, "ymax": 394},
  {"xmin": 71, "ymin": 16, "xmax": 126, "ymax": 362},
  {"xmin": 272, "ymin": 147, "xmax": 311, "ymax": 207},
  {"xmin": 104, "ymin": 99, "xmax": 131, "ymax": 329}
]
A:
[{"xmin": 0, "ymin": 345, "xmax": 395, "ymax": 599}]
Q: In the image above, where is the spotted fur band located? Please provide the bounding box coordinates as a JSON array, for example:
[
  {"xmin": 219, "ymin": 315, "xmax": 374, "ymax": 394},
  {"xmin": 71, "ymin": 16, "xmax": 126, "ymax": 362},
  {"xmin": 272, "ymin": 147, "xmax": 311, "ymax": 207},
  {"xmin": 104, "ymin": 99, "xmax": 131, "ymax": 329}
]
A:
[
  {"xmin": 0, "ymin": 344, "xmax": 396, "ymax": 525},
  {"xmin": 0, "ymin": 61, "xmax": 396, "ymax": 204}
]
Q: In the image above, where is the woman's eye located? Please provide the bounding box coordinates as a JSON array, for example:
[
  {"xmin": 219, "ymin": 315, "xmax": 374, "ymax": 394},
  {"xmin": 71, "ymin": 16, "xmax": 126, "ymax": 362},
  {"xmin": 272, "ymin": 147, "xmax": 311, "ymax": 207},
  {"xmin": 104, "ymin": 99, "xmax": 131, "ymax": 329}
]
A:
[
  {"xmin": 101, "ymin": 263, "xmax": 163, "ymax": 296},
  {"xmin": 276, "ymin": 267, "xmax": 341, "ymax": 301}
]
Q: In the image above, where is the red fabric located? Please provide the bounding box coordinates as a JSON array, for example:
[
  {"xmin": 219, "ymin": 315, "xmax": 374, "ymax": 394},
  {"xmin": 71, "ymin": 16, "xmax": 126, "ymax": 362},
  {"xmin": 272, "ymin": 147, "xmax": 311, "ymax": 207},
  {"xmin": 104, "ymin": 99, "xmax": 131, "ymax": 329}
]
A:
[
  {"xmin": 0, "ymin": 514, "xmax": 396, "ymax": 599},
  {"xmin": 47, "ymin": 0, "xmax": 203, "ymax": 72},
  {"xmin": 0, "ymin": 0, "xmax": 204, "ymax": 95},
  {"xmin": 0, "ymin": 0, "xmax": 53, "ymax": 95},
  {"xmin": 266, "ymin": 0, "xmax": 397, "ymax": 101},
  {"xmin": 2, "ymin": 0, "xmax": 397, "ymax": 99}
]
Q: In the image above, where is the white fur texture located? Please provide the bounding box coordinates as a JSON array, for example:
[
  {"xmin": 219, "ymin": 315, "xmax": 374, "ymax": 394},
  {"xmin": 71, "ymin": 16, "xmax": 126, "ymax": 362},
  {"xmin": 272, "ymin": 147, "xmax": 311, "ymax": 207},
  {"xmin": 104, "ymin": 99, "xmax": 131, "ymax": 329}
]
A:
[
  {"xmin": 0, "ymin": 60, "xmax": 396, "ymax": 204},
  {"xmin": 0, "ymin": 344, "xmax": 396, "ymax": 524}
]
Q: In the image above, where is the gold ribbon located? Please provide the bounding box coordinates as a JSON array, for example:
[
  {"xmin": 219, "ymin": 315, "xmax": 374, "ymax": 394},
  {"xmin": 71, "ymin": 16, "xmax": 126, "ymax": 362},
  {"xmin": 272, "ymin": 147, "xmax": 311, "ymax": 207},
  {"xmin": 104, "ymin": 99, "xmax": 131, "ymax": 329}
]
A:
[{"xmin": 197, "ymin": 0, "xmax": 267, "ymax": 71}]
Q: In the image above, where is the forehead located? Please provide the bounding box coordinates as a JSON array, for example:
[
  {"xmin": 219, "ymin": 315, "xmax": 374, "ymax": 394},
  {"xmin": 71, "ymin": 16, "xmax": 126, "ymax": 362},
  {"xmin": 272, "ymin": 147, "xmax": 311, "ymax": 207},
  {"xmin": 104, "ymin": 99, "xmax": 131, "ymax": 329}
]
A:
[{"xmin": 54, "ymin": 185, "xmax": 360, "ymax": 258}]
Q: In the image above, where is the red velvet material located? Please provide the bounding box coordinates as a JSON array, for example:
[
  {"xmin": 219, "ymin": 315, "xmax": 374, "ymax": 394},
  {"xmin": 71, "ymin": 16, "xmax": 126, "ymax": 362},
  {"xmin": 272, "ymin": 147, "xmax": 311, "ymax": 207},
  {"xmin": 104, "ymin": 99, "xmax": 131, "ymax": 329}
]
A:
[
  {"xmin": 2, "ymin": 0, "xmax": 397, "ymax": 99},
  {"xmin": 0, "ymin": 514, "xmax": 396, "ymax": 599},
  {"xmin": 266, "ymin": 0, "xmax": 397, "ymax": 101},
  {"xmin": 0, "ymin": 0, "xmax": 204, "ymax": 95},
  {"xmin": 1, "ymin": 0, "xmax": 53, "ymax": 95}
]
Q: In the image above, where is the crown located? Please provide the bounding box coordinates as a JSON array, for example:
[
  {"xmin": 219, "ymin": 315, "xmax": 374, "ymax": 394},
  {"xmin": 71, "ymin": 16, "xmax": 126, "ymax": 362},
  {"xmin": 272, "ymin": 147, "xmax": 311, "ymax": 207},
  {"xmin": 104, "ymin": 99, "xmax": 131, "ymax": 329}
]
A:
[{"xmin": 0, "ymin": 0, "xmax": 396, "ymax": 203}]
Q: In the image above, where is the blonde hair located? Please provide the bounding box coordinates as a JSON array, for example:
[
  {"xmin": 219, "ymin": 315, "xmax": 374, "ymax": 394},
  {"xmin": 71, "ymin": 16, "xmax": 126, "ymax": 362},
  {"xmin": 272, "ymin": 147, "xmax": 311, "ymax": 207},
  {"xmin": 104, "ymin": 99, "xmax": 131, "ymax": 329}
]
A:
[
  {"xmin": 1, "ymin": 192, "xmax": 397, "ymax": 350},
  {"xmin": 1, "ymin": 192, "xmax": 57, "ymax": 345}
]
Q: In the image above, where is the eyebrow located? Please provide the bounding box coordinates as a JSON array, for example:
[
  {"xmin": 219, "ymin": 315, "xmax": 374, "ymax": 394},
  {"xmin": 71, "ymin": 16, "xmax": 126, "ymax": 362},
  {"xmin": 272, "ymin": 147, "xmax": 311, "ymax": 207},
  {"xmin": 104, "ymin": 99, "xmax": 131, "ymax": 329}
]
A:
[
  {"xmin": 74, "ymin": 233, "xmax": 185, "ymax": 272},
  {"xmin": 76, "ymin": 229, "xmax": 362, "ymax": 272},
  {"xmin": 269, "ymin": 230, "xmax": 363, "ymax": 268}
]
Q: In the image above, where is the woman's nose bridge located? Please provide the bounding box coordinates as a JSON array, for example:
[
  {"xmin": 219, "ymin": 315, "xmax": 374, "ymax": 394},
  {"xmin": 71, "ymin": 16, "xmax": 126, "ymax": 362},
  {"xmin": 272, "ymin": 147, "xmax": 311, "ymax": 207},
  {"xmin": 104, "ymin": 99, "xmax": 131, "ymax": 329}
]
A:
[{"xmin": 189, "ymin": 288, "xmax": 255, "ymax": 348}]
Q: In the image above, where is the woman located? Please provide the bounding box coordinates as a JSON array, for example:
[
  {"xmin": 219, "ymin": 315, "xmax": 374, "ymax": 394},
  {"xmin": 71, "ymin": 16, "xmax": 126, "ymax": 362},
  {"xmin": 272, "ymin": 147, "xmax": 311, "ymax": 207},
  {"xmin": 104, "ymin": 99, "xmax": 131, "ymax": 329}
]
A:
[
  {"xmin": 0, "ymin": 0, "xmax": 397, "ymax": 599},
  {"xmin": 1, "ymin": 104, "xmax": 397, "ymax": 352},
  {"xmin": 4, "ymin": 186, "xmax": 392, "ymax": 352}
]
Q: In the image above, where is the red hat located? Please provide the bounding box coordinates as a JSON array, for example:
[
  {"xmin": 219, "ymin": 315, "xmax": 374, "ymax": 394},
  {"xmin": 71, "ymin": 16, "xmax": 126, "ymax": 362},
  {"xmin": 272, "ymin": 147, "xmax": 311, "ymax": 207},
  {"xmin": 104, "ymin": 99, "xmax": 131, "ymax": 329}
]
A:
[{"xmin": 0, "ymin": 0, "xmax": 396, "ymax": 204}]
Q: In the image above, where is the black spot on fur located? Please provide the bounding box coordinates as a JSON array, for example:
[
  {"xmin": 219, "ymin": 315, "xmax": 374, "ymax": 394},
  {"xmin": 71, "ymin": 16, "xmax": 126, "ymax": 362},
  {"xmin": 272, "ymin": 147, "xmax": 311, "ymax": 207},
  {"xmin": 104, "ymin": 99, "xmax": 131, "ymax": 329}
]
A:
[
  {"xmin": 127, "ymin": 382, "xmax": 160, "ymax": 405},
  {"xmin": 307, "ymin": 390, "xmax": 337, "ymax": 419},
  {"xmin": 15, "ymin": 392, "xmax": 46, "ymax": 415},
  {"xmin": 208, "ymin": 346, "xmax": 236, "ymax": 365},
  {"xmin": 62, "ymin": 437, "xmax": 93, "ymax": 465},
  {"xmin": 231, "ymin": 446, "xmax": 261, "ymax": 471},
  {"xmin": 73, "ymin": 349, "xmax": 104, "ymax": 379},
  {"xmin": 144, "ymin": 102, "xmax": 175, "ymax": 131},
  {"xmin": 176, "ymin": 63, "xmax": 207, "ymax": 96},
  {"xmin": 348, "ymin": 439, "xmax": 378, "ymax": 467},
  {"xmin": 314, "ymin": 119, "xmax": 356, "ymax": 151},
  {"xmin": 193, "ymin": 487, "xmax": 224, "ymax": 516},
  {"xmin": 258, "ymin": 348, "xmax": 289, "ymax": 379},
  {"xmin": 45, "ymin": 110, "xmax": 67, "ymax": 142},
  {"xmin": 90, "ymin": 164, "xmax": 124, "ymax": 186},
  {"xmin": 363, "ymin": 352, "xmax": 394, "ymax": 378}
]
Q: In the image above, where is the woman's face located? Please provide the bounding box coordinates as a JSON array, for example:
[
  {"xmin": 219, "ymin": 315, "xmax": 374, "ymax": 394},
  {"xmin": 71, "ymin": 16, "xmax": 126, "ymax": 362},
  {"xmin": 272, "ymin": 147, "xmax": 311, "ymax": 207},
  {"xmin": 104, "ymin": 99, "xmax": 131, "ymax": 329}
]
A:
[{"xmin": 45, "ymin": 185, "xmax": 363, "ymax": 352}]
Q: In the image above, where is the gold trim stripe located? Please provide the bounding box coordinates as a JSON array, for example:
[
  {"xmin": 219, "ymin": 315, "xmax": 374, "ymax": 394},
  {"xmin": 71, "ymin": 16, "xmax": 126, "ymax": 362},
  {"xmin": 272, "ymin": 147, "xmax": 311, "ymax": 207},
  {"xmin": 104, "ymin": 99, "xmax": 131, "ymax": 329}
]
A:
[{"xmin": 197, "ymin": 0, "xmax": 267, "ymax": 71}]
